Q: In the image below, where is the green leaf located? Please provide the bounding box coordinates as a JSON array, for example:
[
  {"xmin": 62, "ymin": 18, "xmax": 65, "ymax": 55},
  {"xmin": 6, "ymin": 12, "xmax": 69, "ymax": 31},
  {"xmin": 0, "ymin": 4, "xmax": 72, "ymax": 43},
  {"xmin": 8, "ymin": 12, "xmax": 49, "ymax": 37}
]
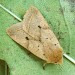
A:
[
  {"xmin": 60, "ymin": 0, "xmax": 75, "ymax": 60},
  {"xmin": 0, "ymin": 0, "xmax": 75, "ymax": 75}
]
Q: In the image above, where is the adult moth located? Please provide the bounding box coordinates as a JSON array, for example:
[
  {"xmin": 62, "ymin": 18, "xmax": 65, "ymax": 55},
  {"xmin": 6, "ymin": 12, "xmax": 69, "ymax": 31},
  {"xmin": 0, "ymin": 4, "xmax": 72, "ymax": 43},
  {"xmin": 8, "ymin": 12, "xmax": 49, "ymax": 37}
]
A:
[{"xmin": 6, "ymin": 6, "xmax": 63, "ymax": 64}]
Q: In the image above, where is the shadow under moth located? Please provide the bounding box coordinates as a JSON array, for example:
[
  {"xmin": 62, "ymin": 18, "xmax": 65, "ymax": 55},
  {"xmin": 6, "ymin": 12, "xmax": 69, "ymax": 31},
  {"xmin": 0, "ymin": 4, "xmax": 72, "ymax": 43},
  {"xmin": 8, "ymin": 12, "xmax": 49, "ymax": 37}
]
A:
[{"xmin": 6, "ymin": 6, "xmax": 63, "ymax": 64}]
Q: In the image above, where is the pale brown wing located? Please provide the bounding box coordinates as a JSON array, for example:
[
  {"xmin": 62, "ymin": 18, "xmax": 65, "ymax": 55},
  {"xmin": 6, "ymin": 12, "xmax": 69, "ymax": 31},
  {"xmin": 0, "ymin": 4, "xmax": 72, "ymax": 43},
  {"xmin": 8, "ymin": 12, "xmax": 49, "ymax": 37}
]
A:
[
  {"xmin": 22, "ymin": 6, "xmax": 63, "ymax": 64},
  {"xmin": 6, "ymin": 22, "xmax": 47, "ymax": 61},
  {"xmin": 6, "ymin": 22, "xmax": 31, "ymax": 49},
  {"xmin": 22, "ymin": 6, "xmax": 49, "ymax": 40},
  {"xmin": 28, "ymin": 40, "xmax": 47, "ymax": 60},
  {"xmin": 6, "ymin": 6, "xmax": 63, "ymax": 64},
  {"xmin": 41, "ymin": 29, "xmax": 63, "ymax": 63}
]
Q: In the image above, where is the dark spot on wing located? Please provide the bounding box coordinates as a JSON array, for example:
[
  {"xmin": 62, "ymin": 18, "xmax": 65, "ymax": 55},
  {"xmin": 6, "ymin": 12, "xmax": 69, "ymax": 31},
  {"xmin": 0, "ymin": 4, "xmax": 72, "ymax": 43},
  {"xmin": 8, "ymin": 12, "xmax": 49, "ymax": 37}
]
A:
[
  {"xmin": 25, "ymin": 37, "xmax": 29, "ymax": 40},
  {"xmin": 46, "ymin": 38, "xmax": 48, "ymax": 39},
  {"xmin": 54, "ymin": 44, "xmax": 57, "ymax": 46},
  {"xmin": 38, "ymin": 26, "xmax": 41, "ymax": 28},
  {"xmin": 55, "ymin": 62, "xmax": 57, "ymax": 63},
  {"xmin": 43, "ymin": 54, "xmax": 45, "ymax": 55},
  {"xmin": 39, "ymin": 39, "xmax": 41, "ymax": 42}
]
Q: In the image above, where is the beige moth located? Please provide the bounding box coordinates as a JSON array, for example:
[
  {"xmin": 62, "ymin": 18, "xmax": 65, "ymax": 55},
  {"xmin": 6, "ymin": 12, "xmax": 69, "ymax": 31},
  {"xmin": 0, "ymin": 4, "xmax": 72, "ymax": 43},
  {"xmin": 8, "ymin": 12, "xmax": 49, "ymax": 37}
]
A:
[{"xmin": 6, "ymin": 6, "xmax": 63, "ymax": 64}]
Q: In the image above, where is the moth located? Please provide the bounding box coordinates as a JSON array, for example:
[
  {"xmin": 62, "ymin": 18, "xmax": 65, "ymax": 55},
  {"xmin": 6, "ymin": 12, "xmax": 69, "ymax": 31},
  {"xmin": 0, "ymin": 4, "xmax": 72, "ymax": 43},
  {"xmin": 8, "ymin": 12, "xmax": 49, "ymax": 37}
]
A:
[{"xmin": 6, "ymin": 6, "xmax": 63, "ymax": 64}]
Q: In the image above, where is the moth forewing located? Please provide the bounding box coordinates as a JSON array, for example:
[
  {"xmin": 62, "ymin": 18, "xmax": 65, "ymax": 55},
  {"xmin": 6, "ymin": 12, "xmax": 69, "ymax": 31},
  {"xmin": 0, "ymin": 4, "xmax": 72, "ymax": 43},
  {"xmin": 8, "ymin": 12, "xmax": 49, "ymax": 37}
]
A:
[{"xmin": 6, "ymin": 6, "xmax": 63, "ymax": 64}]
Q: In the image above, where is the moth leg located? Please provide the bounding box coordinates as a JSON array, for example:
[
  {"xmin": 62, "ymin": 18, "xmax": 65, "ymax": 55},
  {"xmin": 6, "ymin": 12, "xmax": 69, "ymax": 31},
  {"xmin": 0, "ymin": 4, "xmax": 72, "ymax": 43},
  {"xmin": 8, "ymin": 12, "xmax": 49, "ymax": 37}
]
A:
[{"xmin": 43, "ymin": 62, "xmax": 47, "ymax": 70}]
